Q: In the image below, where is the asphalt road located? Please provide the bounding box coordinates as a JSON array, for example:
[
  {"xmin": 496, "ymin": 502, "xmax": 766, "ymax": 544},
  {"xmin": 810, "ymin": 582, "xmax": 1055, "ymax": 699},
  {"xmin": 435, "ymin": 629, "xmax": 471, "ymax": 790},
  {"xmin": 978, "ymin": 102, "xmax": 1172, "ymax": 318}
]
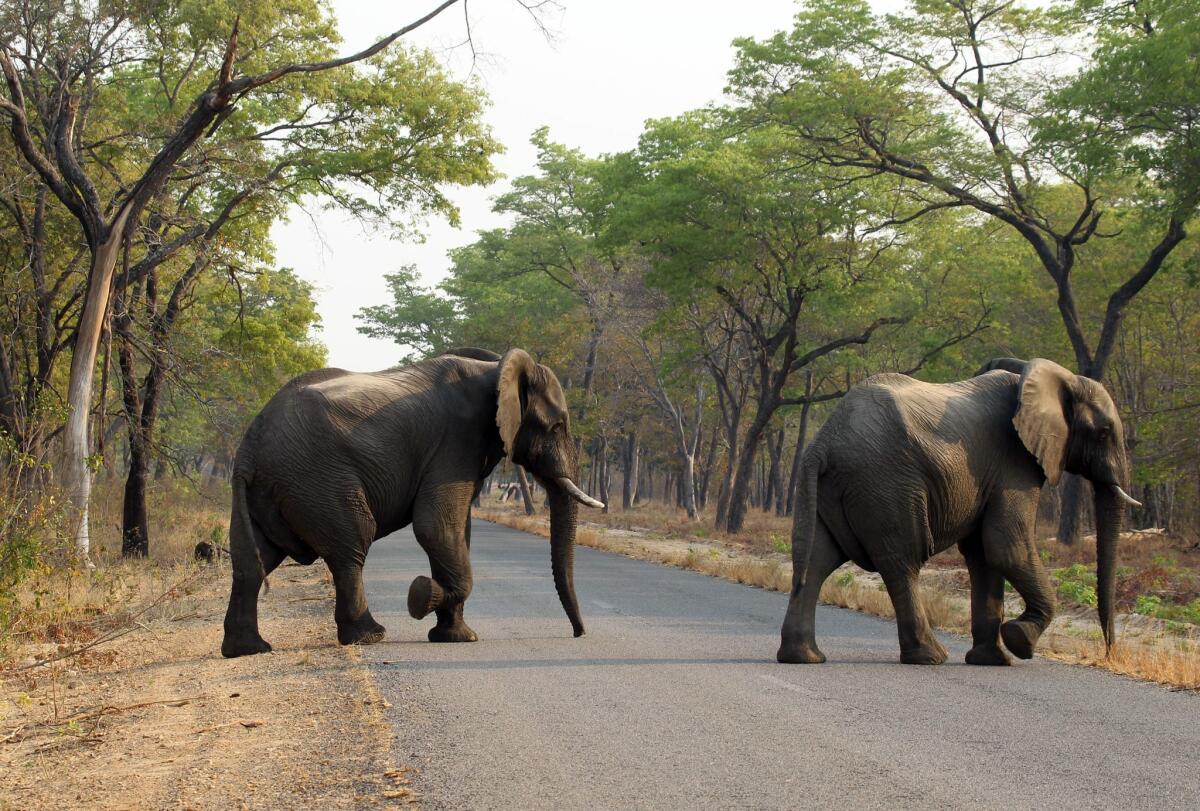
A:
[{"xmin": 362, "ymin": 519, "xmax": 1199, "ymax": 810}]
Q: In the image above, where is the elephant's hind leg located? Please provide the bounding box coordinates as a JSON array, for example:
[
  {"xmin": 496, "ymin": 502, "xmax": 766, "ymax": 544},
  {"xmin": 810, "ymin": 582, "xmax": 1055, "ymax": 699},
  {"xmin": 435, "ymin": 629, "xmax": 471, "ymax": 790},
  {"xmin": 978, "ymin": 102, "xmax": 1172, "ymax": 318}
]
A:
[
  {"xmin": 331, "ymin": 560, "xmax": 386, "ymax": 645},
  {"xmin": 221, "ymin": 528, "xmax": 285, "ymax": 658},
  {"xmin": 323, "ymin": 494, "xmax": 385, "ymax": 646},
  {"xmin": 778, "ymin": 520, "xmax": 846, "ymax": 664},
  {"xmin": 411, "ymin": 486, "xmax": 478, "ymax": 643},
  {"xmin": 961, "ymin": 538, "xmax": 1010, "ymax": 666},
  {"xmin": 880, "ymin": 566, "xmax": 949, "ymax": 665}
]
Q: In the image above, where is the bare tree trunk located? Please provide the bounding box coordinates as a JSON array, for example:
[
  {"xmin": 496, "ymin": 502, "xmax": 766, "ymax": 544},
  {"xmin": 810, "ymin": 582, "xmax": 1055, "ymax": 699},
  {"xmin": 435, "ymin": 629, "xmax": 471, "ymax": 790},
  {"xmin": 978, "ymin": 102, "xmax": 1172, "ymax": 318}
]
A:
[
  {"xmin": 725, "ymin": 407, "xmax": 772, "ymax": 533},
  {"xmin": 774, "ymin": 429, "xmax": 787, "ymax": 515},
  {"xmin": 64, "ymin": 228, "xmax": 127, "ymax": 560},
  {"xmin": 622, "ymin": 431, "xmax": 639, "ymax": 510},
  {"xmin": 516, "ymin": 465, "xmax": 535, "ymax": 516},
  {"xmin": 597, "ymin": 434, "xmax": 610, "ymax": 514},
  {"xmin": 785, "ymin": 380, "xmax": 813, "ymax": 516},
  {"xmin": 698, "ymin": 425, "xmax": 718, "ymax": 510}
]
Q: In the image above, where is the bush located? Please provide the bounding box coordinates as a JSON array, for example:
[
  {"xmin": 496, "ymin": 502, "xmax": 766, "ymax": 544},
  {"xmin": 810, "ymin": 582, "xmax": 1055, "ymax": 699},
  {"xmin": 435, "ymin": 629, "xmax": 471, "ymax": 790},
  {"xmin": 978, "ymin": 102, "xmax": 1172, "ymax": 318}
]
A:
[{"xmin": 1053, "ymin": 563, "xmax": 1098, "ymax": 607}]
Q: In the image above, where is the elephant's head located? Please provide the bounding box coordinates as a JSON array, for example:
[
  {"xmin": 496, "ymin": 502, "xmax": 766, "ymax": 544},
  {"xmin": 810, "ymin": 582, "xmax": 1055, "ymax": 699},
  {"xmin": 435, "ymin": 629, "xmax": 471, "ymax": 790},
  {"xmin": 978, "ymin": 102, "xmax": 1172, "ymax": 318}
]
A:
[
  {"xmin": 1012, "ymin": 358, "xmax": 1139, "ymax": 649},
  {"xmin": 497, "ymin": 348, "xmax": 602, "ymax": 637}
]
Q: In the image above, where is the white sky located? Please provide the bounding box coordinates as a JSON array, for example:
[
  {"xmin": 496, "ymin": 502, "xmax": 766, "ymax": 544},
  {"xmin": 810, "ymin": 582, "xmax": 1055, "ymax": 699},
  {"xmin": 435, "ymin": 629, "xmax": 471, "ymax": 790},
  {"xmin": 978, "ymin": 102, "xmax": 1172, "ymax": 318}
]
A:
[{"xmin": 271, "ymin": 1, "xmax": 895, "ymax": 370}]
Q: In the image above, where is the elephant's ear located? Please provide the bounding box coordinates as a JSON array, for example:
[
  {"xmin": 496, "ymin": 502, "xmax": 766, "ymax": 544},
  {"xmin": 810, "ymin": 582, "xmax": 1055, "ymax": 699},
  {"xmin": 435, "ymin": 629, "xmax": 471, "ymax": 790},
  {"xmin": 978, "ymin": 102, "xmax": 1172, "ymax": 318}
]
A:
[
  {"xmin": 1013, "ymin": 359, "xmax": 1074, "ymax": 486},
  {"xmin": 497, "ymin": 348, "xmax": 536, "ymax": 460}
]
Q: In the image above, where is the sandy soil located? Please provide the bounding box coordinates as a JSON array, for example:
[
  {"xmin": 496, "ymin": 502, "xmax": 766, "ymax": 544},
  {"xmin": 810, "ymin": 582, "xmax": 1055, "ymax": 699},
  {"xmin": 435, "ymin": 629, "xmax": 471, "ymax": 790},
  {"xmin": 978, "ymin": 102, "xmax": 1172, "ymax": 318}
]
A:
[{"xmin": 0, "ymin": 562, "xmax": 417, "ymax": 810}]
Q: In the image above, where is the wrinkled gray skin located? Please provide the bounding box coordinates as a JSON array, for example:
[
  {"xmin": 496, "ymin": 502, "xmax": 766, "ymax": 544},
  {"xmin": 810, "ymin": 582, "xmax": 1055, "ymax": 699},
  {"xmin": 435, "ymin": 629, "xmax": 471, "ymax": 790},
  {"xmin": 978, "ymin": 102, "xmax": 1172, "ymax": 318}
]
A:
[
  {"xmin": 222, "ymin": 347, "xmax": 601, "ymax": 658},
  {"xmin": 778, "ymin": 358, "xmax": 1137, "ymax": 666}
]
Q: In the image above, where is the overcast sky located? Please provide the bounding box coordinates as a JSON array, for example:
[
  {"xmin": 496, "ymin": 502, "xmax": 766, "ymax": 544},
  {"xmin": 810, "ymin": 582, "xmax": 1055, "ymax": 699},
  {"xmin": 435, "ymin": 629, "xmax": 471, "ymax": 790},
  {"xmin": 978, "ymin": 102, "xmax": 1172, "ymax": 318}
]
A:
[{"xmin": 271, "ymin": 1, "xmax": 887, "ymax": 370}]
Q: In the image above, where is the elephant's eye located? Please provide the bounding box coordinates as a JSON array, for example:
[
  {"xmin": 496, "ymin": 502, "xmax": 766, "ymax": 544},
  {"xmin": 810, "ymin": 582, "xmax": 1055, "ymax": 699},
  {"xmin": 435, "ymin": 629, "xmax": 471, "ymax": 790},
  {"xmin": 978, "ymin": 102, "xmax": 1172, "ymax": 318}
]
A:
[{"xmin": 1096, "ymin": 426, "xmax": 1111, "ymax": 441}]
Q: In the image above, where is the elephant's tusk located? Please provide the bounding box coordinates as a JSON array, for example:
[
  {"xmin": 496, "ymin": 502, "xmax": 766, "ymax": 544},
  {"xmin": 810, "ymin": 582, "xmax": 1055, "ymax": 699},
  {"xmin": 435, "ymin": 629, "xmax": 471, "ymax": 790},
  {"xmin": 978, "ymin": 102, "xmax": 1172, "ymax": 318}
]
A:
[
  {"xmin": 1111, "ymin": 485, "xmax": 1142, "ymax": 509},
  {"xmin": 556, "ymin": 477, "xmax": 605, "ymax": 509}
]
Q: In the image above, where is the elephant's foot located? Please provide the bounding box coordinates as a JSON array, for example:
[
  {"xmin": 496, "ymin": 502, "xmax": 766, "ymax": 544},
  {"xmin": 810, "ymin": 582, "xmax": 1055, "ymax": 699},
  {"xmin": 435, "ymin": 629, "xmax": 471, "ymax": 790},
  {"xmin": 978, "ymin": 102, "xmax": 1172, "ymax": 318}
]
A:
[
  {"xmin": 337, "ymin": 616, "xmax": 387, "ymax": 646},
  {"xmin": 1000, "ymin": 619, "xmax": 1040, "ymax": 660},
  {"xmin": 221, "ymin": 630, "xmax": 272, "ymax": 658},
  {"xmin": 900, "ymin": 638, "xmax": 949, "ymax": 665},
  {"xmin": 428, "ymin": 622, "xmax": 478, "ymax": 643},
  {"xmin": 407, "ymin": 575, "xmax": 444, "ymax": 620},
  {"xmin": 777, "ymin": 641, "xmax": 826, "ymax": 664},
  {"xmin": 965, "ymin": 642, "xmax": 1012, "ymax": 666}
]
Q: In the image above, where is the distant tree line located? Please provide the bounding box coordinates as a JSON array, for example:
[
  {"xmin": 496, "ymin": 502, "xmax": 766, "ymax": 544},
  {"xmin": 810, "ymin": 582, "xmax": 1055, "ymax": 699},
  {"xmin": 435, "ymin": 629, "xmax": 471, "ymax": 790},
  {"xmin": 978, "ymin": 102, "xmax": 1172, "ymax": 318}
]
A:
[{"xmin": 360, "ymin": 0, "xmax": 1200, "ymax": 540}]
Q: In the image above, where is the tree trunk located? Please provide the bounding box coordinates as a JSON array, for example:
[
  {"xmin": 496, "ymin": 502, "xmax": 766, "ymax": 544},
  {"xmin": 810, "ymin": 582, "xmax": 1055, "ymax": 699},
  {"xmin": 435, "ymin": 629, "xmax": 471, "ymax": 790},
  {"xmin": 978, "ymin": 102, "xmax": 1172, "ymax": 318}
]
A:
[
  {"xmin": 725, "ymin": 410, "xmax": 771, "ymax": 533},
  {"xmin": 64, "ymin": 227, "xmax": 127, "ymax": 560},
  {"xmin": 767, "ymin": 427, "xmax": 785, "ymax": 515},
  {"xmin": 622, "ymin": 431, "xmax": 639, "ymax": 510},
  {"xmin": 516, "ymin": 465, "xmax": 535, "ymax": 516},
  {"xmin": 785, "ymin": 392, "xmax": 813, "ymax": 516},
  {"xmin": 597, "ymin": 434, "xmax": 610, "ymax": 515},
  {"xmin": 698, "ymin": 424, "xmax": 719, "ymax": 510},
  {"xmin": 1056, "ymin": 474, "xmax": 1093, "ymax": 545},
  {"xmin": 678, "ymin": 451, "xmax": 697, "ymax": 519}
]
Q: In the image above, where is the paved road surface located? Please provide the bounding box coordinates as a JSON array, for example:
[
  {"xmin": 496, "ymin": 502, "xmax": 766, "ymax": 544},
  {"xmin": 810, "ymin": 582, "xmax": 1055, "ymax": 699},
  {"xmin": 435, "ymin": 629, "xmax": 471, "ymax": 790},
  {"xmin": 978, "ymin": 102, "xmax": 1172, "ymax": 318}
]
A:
[{"xmin": 362, "ymin": 520, "xmax": 1198, "ymax": 810}]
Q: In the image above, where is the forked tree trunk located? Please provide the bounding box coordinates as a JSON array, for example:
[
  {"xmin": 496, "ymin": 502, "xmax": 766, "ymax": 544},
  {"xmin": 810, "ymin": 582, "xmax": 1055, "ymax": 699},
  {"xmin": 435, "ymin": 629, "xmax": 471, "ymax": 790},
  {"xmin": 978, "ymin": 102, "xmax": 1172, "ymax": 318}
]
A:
[
  {"xmin": 725, "ymin": 409, "xmax": 772, "ymax": 533},
  {"xmin": 64, "ymin": 225, "xmax": 128, "ymax": 560}
]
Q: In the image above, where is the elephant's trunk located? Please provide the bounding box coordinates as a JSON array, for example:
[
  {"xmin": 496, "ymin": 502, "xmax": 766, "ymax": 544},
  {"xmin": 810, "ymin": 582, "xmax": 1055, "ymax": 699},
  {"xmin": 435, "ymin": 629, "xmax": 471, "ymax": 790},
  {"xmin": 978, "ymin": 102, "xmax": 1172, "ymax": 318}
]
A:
[
  {"xmin": 1094, "ymin": 484, "xmax": 1125, "ymax": 653},
  {"xmin": 547, "ymin": 482, "xmax": 585, "ymax": 637}
]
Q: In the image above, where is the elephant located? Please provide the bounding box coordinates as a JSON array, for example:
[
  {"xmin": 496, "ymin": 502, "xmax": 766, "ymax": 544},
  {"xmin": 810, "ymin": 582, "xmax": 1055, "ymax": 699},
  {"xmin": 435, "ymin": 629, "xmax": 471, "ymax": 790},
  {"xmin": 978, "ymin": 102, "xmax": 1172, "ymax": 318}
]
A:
[
  {"xmin": 221, "ymin": 347, "xmax": 604, "ymax": 658},
  {"xmin": 777, "ymin": 358, "xmax": 1140, "ymax": 666}
]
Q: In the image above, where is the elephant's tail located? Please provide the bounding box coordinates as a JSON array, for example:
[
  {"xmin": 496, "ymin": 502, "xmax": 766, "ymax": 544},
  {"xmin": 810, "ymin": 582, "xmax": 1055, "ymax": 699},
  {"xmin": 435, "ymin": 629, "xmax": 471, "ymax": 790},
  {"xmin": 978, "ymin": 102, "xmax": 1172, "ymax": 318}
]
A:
[
  {"xmin": 794, "ymin": 449, "xmax": 824, "ymax": 589},
  {"xmin": 230, "ymin": 465, "xmax": 268, "ymax": 594}
]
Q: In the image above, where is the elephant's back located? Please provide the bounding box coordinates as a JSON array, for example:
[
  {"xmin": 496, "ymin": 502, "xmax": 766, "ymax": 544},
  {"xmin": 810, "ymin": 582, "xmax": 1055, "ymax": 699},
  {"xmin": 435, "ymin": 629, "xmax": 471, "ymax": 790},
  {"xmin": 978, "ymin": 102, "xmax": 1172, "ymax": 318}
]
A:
[{"xmin": 830, "ymin": 372, "xmax": 1016, "ymax": 444}]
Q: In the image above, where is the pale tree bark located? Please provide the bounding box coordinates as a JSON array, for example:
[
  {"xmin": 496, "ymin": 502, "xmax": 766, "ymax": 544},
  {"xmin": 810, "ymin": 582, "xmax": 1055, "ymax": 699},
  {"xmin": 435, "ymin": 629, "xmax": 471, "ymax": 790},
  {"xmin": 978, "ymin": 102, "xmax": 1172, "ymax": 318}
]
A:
[{"xmin": 621, "ymin": 431, "xmax": 639, "ymax": 510}]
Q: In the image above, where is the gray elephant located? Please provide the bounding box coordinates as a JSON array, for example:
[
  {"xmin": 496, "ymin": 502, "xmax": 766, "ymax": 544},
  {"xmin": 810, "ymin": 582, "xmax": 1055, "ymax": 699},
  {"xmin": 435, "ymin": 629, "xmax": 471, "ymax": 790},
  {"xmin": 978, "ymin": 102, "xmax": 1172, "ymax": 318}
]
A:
[
  {"xmin": 777, "ymin": 358, "xmax": 1140, "ymax": 666},
  {"xmin": 221, "ymin": 347, "xmax": 603, "ymax": 658}
]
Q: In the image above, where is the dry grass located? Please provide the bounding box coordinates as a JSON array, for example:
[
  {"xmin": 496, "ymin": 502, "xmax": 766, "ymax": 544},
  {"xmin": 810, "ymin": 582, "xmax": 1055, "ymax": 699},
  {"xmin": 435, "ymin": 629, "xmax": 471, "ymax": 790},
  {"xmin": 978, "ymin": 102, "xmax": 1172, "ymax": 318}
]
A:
[
  {"xmin": 478, "ymin": 500, "xmax": 1199, "ymax": 690},
  {"xmin": 1041, "ymin": 630, "xmax": 1200, "ymax": 690},
  {"xmin": 2, "ymin": 476, "xmax": 229, "ymax": 664}
]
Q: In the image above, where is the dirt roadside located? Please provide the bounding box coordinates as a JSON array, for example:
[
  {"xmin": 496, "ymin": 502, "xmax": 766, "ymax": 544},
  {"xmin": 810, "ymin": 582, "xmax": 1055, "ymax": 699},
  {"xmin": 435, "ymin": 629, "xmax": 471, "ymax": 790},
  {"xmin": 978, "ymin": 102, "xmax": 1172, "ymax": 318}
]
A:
[{"xmin": 1, "ymin": 562, "xmax": 416, "ymax": 810}]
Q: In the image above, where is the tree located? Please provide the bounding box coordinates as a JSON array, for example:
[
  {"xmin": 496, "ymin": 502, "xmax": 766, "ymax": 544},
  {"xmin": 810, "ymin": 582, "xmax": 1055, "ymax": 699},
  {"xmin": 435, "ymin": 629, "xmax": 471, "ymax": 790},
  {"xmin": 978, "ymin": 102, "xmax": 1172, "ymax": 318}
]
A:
[
  {"xmin": 0, "ymin": 0, "xmax": 494, "ymax": 558},
  {"xmin": 623, "ymin": 113, "xmax": 983, "ymax": 532}
]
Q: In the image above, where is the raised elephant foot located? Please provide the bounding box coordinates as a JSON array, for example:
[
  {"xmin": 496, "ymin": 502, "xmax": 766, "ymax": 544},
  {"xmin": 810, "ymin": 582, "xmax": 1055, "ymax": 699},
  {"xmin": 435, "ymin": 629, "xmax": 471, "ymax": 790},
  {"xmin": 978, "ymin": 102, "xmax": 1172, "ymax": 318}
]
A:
[
  {"xmin": 407, "ymin": 575, "xmax": 444, "ymax": 620},
  {"xmin": 428, "ymin": 622, "xmax": 478, "ymax": 643},
  {"xmin": 1000, "ymin": 619, "xmax": 1040, "ymax": 660},
  {"xmin": 777, "ymin": 642, "xmax": 826, "ymax": 664},
  {"xmin": 221, "ymin": 630, "xmax": 272, "ymax": 658},
  {"xmin": 965, "ymin": 643, "xmax": 1011, "ymax": 666},
  {"xmin": 337, "ymin": 616, "xmax": 387, "ymax": 646},
  {"xmin": 900, "ymin": 639, "xmax": 949, "ymax": 665}
]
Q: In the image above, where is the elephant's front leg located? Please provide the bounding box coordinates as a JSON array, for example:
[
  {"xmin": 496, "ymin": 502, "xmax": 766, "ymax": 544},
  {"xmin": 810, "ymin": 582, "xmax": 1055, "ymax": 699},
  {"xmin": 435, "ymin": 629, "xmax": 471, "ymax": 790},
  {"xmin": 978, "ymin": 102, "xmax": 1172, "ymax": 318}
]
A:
[
  {"xmin": 880, "ymin": 565, "xmax": 948, "ymax": 665},
  {"xmin": 983, "ymin": 504, "xmax": 1055, "ymax": 659},
  {"xmin": 330, "ymin": 558, "xmax": 387, "ymax": 645},
  {"xmin": 960, "ymin": 540, "xmax": 1010, "ymax": 666},
  {"xmin": 992, "ymin": 547, "xmax": 1055, "ymax": 660},
  {"xmin": 410, "ymin": 502, "xmax": 478, "ymax": 643}
]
